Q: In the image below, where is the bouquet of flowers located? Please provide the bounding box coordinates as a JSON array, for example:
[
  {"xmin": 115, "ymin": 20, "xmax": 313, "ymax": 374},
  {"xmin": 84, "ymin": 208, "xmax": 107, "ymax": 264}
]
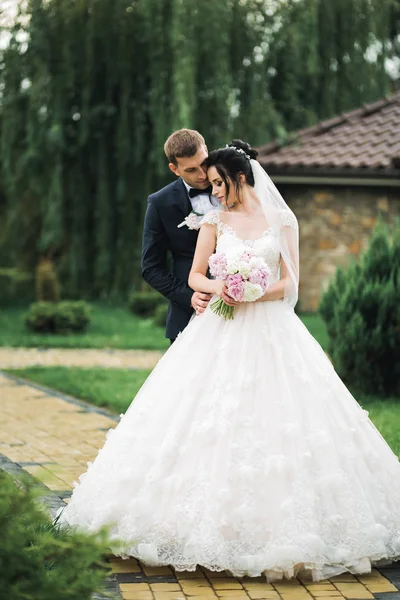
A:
[{"xmin": 208, "ymin": 247, "xmax": 270, "ymax": 320}]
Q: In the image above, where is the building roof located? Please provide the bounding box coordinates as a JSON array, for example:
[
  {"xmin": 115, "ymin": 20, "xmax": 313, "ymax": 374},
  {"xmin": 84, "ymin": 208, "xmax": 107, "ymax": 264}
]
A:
[{"xmin": 257, "ymin": 91, "xmax": 400, "ymax": 180}]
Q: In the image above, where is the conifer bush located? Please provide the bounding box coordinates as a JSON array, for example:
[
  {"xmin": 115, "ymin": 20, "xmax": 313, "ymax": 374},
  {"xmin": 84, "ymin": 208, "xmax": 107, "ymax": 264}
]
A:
[
  {"xmin": 319, "ymin": 219, "xmax": 400, "ymax": 396},
  {"xmin": 0, "ymin": 470, "xmax": 109, "ymax": 600},
  {"xmin": 35, "ymin": 257, "xmax": 61, "ymax": 303}
]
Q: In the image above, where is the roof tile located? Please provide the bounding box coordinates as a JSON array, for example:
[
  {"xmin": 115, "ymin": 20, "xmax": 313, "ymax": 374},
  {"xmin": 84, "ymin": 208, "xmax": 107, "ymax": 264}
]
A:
[{"xmin": 257, "ymin": 91, "xmax": 400, "ymax": 173}]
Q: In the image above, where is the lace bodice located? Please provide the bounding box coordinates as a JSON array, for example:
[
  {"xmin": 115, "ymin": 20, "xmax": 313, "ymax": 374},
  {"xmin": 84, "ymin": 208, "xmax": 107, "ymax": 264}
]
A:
[{"xmin": 201, "ymin": 210, "xmax": 282, "ymax": 284}]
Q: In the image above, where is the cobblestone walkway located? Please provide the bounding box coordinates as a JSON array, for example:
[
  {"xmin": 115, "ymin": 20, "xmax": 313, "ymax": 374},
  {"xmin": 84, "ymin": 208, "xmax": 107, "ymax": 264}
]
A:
[
  {"xmin": 0, "ymin": 347, "xmax": 163, "ymax": 369},
  {"xmin": 1, "ymin": 371, "xmax": 400, "ymax": 600}
]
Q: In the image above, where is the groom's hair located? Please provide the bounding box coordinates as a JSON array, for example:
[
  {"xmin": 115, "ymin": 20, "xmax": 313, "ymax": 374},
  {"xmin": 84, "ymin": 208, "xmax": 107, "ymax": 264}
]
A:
[{"xmin": 164, "ymin": 129, "xmax": 205, "ymax": 165}]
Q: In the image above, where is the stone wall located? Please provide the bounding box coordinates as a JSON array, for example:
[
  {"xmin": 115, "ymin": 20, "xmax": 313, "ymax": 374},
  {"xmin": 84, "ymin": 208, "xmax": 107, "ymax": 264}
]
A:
[{"xmin": 276, "ymin": 183, "xmax": 400, "ymax": 312}]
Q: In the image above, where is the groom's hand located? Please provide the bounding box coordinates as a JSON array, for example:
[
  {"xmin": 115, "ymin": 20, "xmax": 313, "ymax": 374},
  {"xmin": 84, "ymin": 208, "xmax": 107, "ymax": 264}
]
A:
[{"xmin": 191, "ymin": 292, "xmax": 211, "ymax": 314}]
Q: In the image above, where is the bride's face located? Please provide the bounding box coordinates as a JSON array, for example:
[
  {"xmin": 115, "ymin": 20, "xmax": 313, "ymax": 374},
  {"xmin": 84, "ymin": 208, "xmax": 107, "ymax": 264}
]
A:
[{"xmin": 208, "ymin": 166, "xmax": 237, "ymax": 207}]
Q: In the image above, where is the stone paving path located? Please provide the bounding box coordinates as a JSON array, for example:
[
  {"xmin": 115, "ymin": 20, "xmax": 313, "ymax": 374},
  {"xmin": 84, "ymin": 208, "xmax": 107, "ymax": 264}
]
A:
[
  {"xmin": 0, "ymin": 346, "xmax": 163, "ymax": 369},
  {"xmin": 1, "ymin": 371, "xmax": 400, "ymax": 600}
]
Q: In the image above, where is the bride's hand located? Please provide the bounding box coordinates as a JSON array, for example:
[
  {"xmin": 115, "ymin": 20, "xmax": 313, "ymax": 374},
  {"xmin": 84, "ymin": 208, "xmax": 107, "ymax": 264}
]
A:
[
  {"xmin": 213, "ymin": 280, "xmax": 226, "ymax": 297},
  {"xmin": 213, "ymin": 281, "xmax": 240, "ymax": 307},
  {"xmin": 221, "ymin": 288, "xmax": 240, "ymax": 307}
]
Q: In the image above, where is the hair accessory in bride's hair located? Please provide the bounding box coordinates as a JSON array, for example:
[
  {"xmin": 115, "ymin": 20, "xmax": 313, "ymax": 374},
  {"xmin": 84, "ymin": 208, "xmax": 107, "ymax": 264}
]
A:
[{"xmin": 225, "ymin": 144, "xmax": 251, "ymax": 161}]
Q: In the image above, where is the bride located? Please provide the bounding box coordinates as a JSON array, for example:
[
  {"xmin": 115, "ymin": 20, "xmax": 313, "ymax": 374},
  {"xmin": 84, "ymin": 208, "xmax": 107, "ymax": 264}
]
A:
[{"xmin": 58, "ymin": 140, "xmax": 400, "ymax": 581}]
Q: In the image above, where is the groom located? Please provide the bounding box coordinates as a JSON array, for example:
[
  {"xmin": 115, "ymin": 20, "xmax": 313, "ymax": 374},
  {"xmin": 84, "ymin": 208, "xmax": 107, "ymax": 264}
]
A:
[{"xmin": 141, "ymin": 129, "xmax": 217, "ymax": 344}]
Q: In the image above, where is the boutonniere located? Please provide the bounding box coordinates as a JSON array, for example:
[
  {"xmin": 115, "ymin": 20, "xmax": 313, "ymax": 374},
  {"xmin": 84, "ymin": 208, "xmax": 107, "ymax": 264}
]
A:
[{"xmin": 177, "ymin": 211, "xmax": 203, "ymax": 231}]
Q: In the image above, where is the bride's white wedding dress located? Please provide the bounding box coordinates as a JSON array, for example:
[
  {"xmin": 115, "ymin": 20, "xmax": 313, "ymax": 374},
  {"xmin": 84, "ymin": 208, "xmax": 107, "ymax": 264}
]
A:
[{"xmin": 59, "ymin": 211, "xmax": 400, "ymax": 581}]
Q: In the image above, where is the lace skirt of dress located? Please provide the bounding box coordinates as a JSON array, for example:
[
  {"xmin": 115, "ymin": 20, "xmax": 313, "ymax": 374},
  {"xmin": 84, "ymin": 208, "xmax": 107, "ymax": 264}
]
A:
[{"xmin": 59, "ymin": 299, "xmax": 400, "ymax": 581}]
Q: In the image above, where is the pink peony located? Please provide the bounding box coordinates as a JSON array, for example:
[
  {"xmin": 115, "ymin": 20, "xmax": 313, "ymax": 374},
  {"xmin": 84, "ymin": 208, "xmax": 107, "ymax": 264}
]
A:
[
  {"xmin": 226, "ymin": 273, "xmax": 245, "ymax": 302},
  {"xmin": 209, "ymin": 253, "xmax": 228, "ymax": 279},
  {"xmin": 249, "ymin": 267, "xmax": 269, "ymax": 292},
  {"xmin": 249, "ymin": 268, "xmax": 263, "ymax": 286}
]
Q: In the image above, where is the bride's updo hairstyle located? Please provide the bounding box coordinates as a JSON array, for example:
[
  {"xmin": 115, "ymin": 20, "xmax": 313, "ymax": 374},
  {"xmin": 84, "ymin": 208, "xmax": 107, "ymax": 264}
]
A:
[{"xmin": 205, "ymin": 139, "xmax": 258, "ymax": 200}]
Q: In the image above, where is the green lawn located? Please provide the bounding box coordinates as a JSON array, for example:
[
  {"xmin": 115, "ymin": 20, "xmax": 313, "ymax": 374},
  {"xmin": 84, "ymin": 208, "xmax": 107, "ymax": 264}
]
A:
[
  {"xmin": 0, "ymin": 304, "xmax": 328, "ymax": 351},
  {"xmin": 300, "ymin": 313, "xmax": 329, "ymax": 351},
  {"xmin": 361, "ymin": 398, "xmax": 400, "ymax": 457},
  {"xmin": 6, "ymin": 366, "xmax": 400, "ymax": 456},
  {"xmin": 0, "ymin": 304, "xmax": 169, "ymax": 350}
]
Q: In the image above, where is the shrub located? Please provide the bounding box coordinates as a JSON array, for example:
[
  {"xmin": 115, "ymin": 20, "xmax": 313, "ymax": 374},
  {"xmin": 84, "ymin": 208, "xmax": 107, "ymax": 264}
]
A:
[
  {"xmin": 319, "ymin": 218, "xmax": 400, "ymax": 396},
  {"xmin": 24, "ymin": 301, "xmax": 92, "ymax": 334},
  {"xmin": 128, "ymin": 291, "xmax": 167, "ymax": 318},
  {"xmin": 0, "ymin": 470, "xmax": 109, "ymax": 600},
  {"xmin": 153, "ymin": 303, "xmax": 169, "ymax": 327},
  {"xmin": 35, "ymin": 257, "xmax": 61, "ymax": 302}
]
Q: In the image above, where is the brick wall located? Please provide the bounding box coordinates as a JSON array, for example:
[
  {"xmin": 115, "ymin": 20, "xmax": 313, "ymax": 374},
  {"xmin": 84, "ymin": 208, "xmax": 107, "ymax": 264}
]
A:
[{"xmin": 276, "ymin": 183, "xmax": 400, "ymax": 312}]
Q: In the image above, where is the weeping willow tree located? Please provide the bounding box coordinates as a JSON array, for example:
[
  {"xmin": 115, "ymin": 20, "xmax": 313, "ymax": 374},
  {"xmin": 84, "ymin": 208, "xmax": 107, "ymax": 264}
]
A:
[
  {"xmin": 269, "ymin": 0, "xmax": 395, "ymax": 130},
  {"xmin": 0, "ymin": 0, "xmax": 396, "ymax": 301},
  {"xmin": 0, "ymin": 0, "xmax": 265, "ymax": 299}
]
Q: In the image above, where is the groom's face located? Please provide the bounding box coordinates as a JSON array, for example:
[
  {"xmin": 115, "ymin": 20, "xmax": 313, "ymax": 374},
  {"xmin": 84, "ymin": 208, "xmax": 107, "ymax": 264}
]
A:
[{"xmin": 169, "ymin": 144, "xmax": 209, "ymax": 189}]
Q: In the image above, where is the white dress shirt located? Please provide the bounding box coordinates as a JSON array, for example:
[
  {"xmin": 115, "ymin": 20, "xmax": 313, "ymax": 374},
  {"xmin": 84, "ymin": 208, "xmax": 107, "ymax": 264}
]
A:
[{"xmin": 182, "ymin": 180, "xmax": 219, "ymax": 215}]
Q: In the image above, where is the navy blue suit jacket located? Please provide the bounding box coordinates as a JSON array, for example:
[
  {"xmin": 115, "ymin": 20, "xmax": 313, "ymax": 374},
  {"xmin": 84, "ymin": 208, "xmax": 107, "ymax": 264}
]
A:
[{"xmin": 141, "ymin": 178, "xmax": 199, "ymax": 340}]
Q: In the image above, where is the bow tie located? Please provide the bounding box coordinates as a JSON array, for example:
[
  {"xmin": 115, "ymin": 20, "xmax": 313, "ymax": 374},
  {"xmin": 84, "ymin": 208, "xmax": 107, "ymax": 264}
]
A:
[{"xmin": 188, "ymin": 185, "xmax": 212, "ymax": 198}]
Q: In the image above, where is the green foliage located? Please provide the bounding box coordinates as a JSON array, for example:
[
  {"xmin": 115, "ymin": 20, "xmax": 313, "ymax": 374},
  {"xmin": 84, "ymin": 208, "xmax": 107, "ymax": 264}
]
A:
[
  {"xmin": 35, "ymin": 258, "xmax": 61, "ymax": 302},
  {"xmin": 153, "ymin": 303, "xmax": 169, "ymax": 328},
  {"xmin": 0, "ymin": 303, "xmax": 170, "ymax": 350},
  {"xmin": 319, "ymin": 219, "xmax": 400, "ymax": 396},
  {"xmin": 269, "ymin": 0, "xmax": 393, "ymax": 125},
  {"xmin": 0, "ymin": 267, "xmax": 34, "ymax": 306},
  {"xmin": 128, "ymin": 291, "xmax": 167, "ymax": 318},
  {"xmin": 24, "ymin": 301, "xmax": 91, "ymax": 333},
  {"xmin": 0, "ymin": 0, "xmax": 395, "ymax": 301},
  {"xmin": 0, "ymin": 303, "xmax": 329, "ymax": 350},
  {"xmin": 0, "ymin": 470, "xmax": 109, "ymax": 600}
]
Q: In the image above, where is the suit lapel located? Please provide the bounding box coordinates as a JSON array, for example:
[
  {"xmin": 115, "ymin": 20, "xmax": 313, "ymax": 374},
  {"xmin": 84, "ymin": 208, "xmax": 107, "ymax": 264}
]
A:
[{"xmin": 171, "ymin": 178, "xmax": 192, "ymax": 219}]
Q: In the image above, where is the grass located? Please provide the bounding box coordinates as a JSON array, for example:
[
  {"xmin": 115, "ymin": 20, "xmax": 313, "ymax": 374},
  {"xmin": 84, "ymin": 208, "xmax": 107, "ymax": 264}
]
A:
[
  {"xmin": 361, "ymin": 397, "xmax": 400, "ymax": 456},
  {"xmin": 0, "ymin": 304, "xmax": 169, "ymax": 350},
  {"xmin": 0, "ymin": 303, "xmax": 328, "ymax": 351},
  {"xmin": 6, "ymin": 366, "xmax": 400, "ymax": 456},
  {"xmin": 300, "ymin": 312, "xmax": 329, "ymax": 350}
]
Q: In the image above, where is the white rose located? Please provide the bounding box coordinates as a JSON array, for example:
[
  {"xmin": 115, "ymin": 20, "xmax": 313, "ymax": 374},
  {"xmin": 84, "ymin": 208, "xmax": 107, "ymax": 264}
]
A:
[
  {"xmin": 177, "ymin": 212, "xmax": 202, "ymax": 230},
  {"xmin": 238, "ymin": 262, "xmax": 251, "ymax": 278},
  {"xmin": 243, "ymin": 282, "xmax": 263, "ymax": 302},
  {"xmin": 186, "ymin": 213, "xmax": 201, "ymax": 230},
  {"xmin": 227, "ymin": 260, "xmax": 240, "ymax": 274}
]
